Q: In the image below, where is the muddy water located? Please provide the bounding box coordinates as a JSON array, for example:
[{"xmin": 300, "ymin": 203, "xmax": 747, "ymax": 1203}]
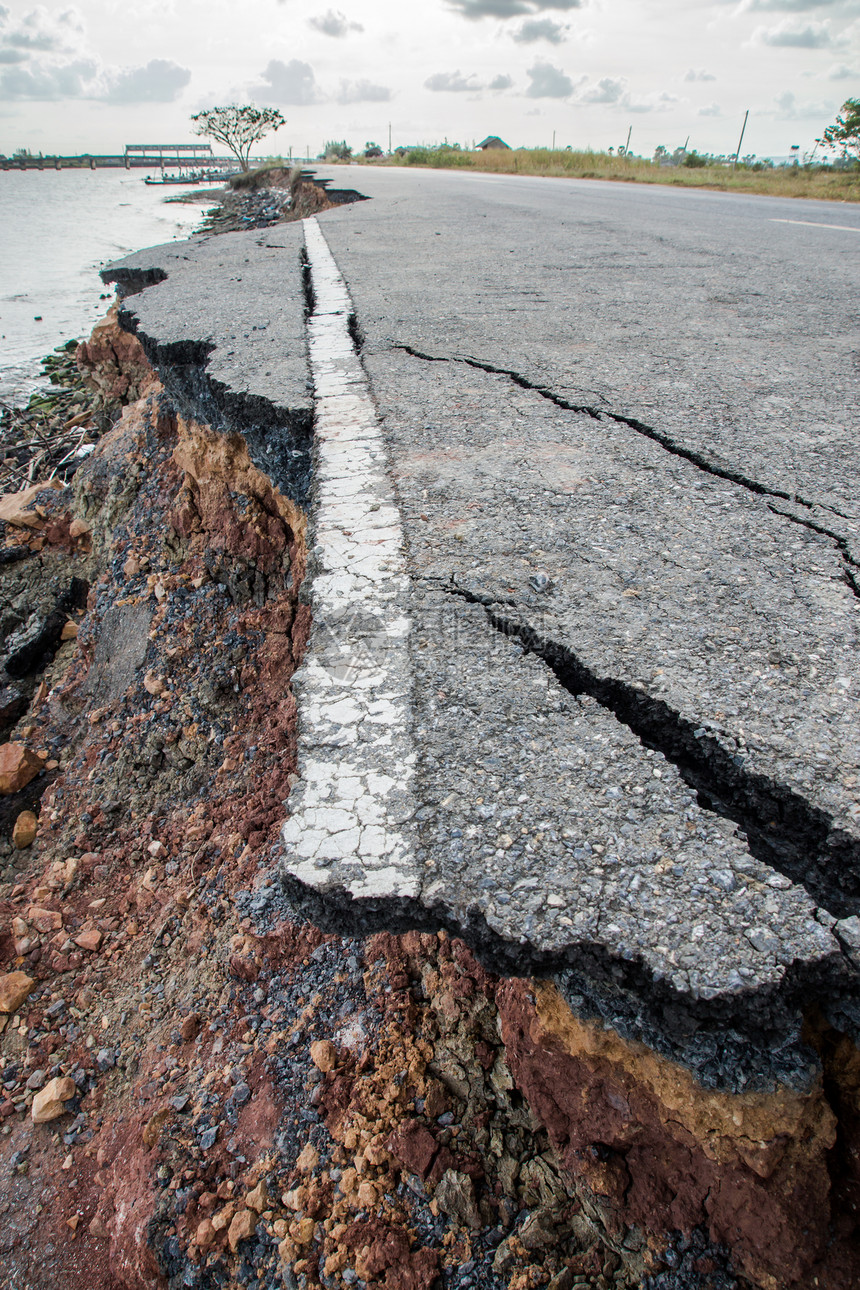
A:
[{"xmin": 0, "ymin": 168, "xmax": 213, "ymax": 405}]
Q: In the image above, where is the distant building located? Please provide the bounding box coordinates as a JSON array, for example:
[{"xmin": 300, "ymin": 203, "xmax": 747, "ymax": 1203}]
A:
[{"xmin": 477, "ymin": 136, "xmax": 511, "ymax": 151}]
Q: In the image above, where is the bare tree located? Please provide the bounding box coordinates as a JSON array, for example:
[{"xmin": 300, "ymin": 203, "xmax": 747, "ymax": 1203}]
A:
[{"xmin": 191, "ymin": 105, "xmax": 286, "ymax": 172}]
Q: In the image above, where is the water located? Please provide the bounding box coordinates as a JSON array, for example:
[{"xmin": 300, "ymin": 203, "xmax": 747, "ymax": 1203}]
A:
[{"xmin": 0, "ymin": 169, "xmax": 216, "ymax": 405}]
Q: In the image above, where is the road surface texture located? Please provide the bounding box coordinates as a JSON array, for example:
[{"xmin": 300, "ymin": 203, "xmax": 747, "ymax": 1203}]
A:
[{"xmin": 108, "ymin": 169, "xmax": 860, "ymax": 1096}]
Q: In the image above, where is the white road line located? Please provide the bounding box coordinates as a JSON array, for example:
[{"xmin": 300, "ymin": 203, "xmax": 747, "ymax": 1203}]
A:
[
  {"xmin": 280, "ymin": 217, "xmax": 421, "ymax": 903},
  {"xmin": 770, "ymin": 218, "xmax": 860, "ymax": 233}
]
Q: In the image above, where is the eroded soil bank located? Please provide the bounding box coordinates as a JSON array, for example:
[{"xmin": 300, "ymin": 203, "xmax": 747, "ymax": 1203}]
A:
[{"xmin": 0, "ymin": 312, "xmax": 857, "ymax": 1290}]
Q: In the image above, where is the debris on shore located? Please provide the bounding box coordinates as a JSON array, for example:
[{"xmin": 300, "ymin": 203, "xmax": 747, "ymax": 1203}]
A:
[
  {"xmin": 0, "ymin": 343, "xmax": 103, "ymax": 493},
  {"xmin": 198, "ymin": 168, "xmax": 361, "ymax": 235}
]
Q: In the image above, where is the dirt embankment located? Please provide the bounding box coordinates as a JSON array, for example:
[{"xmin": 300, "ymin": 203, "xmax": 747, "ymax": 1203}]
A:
[
  {"xmin": 0, "ymin": 311, "xmax": 857, "ymax": 1290},
  {"xmin": 198, "ymin": 169, "xmax": 344, "ymax": 235}
]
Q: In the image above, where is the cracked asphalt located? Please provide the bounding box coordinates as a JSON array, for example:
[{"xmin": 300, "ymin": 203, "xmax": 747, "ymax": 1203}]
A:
[{"xmin": 107, "ymin": 168, "xmax": 860, "ymax": 1088}]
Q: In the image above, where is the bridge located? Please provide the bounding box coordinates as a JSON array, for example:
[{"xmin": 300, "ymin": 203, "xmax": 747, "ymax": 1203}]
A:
[
  {"xmin": 123, "ymin": 143, "xmax": 214, "ymax": 169},
  {"xmin": 0, "ymin": 145, "xmax": 232, "ymax": 171}
]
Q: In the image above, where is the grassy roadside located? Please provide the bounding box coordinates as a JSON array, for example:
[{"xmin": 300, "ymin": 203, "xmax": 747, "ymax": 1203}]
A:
[{"xmin": 337, "ymin": 149, "xmax": 860, "ymax": 202}]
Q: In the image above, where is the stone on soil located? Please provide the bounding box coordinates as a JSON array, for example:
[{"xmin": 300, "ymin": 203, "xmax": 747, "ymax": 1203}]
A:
[
  {"xmin": 434, "ymin": 1168, "xmax": 482, "ymax": 1230},
  {"xmin": 31, "ymin": 1076, "xmax": 76, "ymax": 1123},
  {"xmin": 227, "ymin": 1207, "xmax": 257, "ymax": 1251},
  {"xmin": 310, "ymin": 1039, "xmax": 337, "ymax": 1072},
  {"xmin": 0, "ymin": 744, "xmax": 42, "ymax": 794},
  {"xmin": 0, "ymin": 971, "xmax": 35, "ymax": 1013},
  {"xmin": 12, "ymin": 811, "xmax": 38, "ymax": 848}
]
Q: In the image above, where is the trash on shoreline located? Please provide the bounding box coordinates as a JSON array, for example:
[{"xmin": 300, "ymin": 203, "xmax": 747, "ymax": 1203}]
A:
[{"xmin": 0, "ymin": 340, "xmax": 106, "ymax": 493}]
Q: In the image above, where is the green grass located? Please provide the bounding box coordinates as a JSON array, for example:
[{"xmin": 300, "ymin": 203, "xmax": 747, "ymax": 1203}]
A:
[{"xmin": 347, "ymin": 148, "xmax": 860, "ymax": 202}]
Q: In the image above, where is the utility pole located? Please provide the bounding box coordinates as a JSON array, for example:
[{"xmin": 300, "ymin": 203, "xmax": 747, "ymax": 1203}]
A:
[
  {"xmin": 732, "ymin": 109, "xmax": 749, "ymax": 170},
  {"xmin": 388, "ymin": 122, "xmax": 392, "ymax": 154},
  {"xmin": 624, "ymin": 124, "xmax": 632, "ymax": 155},
  {"xmin": 552, "ymin": 129, "xmax": 556, "ymax": 151}
]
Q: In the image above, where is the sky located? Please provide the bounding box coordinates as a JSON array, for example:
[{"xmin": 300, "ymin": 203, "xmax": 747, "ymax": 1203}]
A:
[{"xmin": 0, "ymin": 0, "xmax": 857, "ymax": 160}]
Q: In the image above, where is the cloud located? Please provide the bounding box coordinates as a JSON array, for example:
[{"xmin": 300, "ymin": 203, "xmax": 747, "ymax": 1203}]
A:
[
  {"xmin": 251, "ymin": 58, "xmax": 320, "ymax": 104},
  {"xmin": 0, "ymin": 7, "xmax": 189, "ymax": 104},
  {"xmin": 0, "ymin": 52, "xmax": 190, "ymax": 103},
  {"xmin": 698, "ymin": 101, "xmax": 722, "ymax": 115},
  {"xmin": 743, "ymin": 0, "xmax": 846, "ymax": 9},
  {"xmin": 489, "ymin": 72, "xmax": 514, "ymax": 89},
  {"xmin": 0, "ymin": 4, "xmax": 85, "ymax": 67},
  {"xmin": 0, "ymin": 5, "xmax": 84, "ymax": 57},
  {"xmin": 0, "ymin": 55, "xmax": 96, "ymax": 99},
  {"xmin": 828, "ymin": 61, "xmax": 858, "ymax": 75},
  {"xmin": 512, "ymin": 17, "xmax": 568, "ymax": 41},
  {"xmin": 625, "ymin": 90, "xmax": 679, "ymax": 113},
  {"xmin": 773, "ymin": 88, "xmax": 839, "ymax": 115},
  {"xmin": 525, "ymin": 60, "xmax": 573, "ymax": 97},
  {"xmin": 685, "ymin": 67, "xmax": 716, "ymax": 81},
  {"xmin": 308, "ymin": 9, "xmax": 363, "ymax": 37},
  {"xmin": 446, "ymin": 0, "xmax": 583, "ymax": 17},
  {"xmin": 337, "ymin": 77, "xmax": 391, "ymax": 103},
  {"xmin": 102, "ymin": 58, "xmax": 190, "ymax": 104},
  {"xmin": 754, "ymin": 18, "xmax": 838, "ymax": 44},
  {"xmin": 578, "ymin": 75, "xmax": 624, "ymax": 103},
  {"xmin": 424, "ymin": 69, "xmax": 480, "ymax": 91}
]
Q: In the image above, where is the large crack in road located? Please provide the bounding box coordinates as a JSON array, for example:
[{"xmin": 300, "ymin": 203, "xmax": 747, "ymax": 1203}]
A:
[
  {"xmin": 278, "ymin": 216, "xmax": 860, "ymax": 1095},
  {"xmin": 98, "ymin": 196, "xmax": 860, "ymax": 1094},
  {"xmin": 393, "ymin": 343, "xmax": 860, "ymax": 601},
  {"xmin": 89, "ymin": 171, "xmax": 860, "ymax": 1288}
]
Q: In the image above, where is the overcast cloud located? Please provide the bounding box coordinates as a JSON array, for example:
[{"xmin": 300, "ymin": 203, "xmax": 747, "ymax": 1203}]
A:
[
  {"xmin": 578, "ymin": 75, "xmax": 624, "ymax": 103},
  {"xmin": 525, "ymin": 61, "xmax": 574, "ymax": 96},
  {"xmin": 755, "ymin": 18, "xmax": 838, "ymax": 44},
  {"xmin": 424, "ymin": 68, "xmax": 481, "ymax": 90},
  {"xmin": 337, "ymin": 76, "xmax": 391, "ymax": 102},
  {"xmin": 743, "ymin": 0, "xmax": 849, "ymax": 9},
  {"xmin": 0, "ymin": 54, "xmax": 94, "ymax": 98},
  {"xmin": 102, "ymin": 59, "xmax": 190, "ymax": 104},
  {"xmin": 309, "ymin": 9, "xmax": 364, "ymax": 37},
  {"xmin": 251, "ymin": 58, "xmax": 320, "ymax": 104},
  {"xmin": 511, "ymin": 18, "xmax": 569, "ymax": 41},
  {"xmin": 0, "ymin": 0, "xmax": 852, "ymax": 159},
  {"xmin": 446, "ymin": 0, "xmax": 582, "ymax": 17},
  {"xmin": 773, "ymin": 87, "xmax": 840, "ymax": 115}
]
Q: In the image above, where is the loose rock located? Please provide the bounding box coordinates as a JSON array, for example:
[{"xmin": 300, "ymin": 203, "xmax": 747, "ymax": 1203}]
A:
[
  {"xmin": 31, "ymin": 1076, "xmax": 76, "ymax": 1123},
  {"xmin": 0, "ymin": 744, "xmax": 42, "ymax": 794},
  {"xmin": 0, "ymin": 971, "xmax": 35, "ymax": 1014},
  {"xmin": 12, "ymin": 811, "xmax": 38, "ymax": 849},
  {"xmin": 227, "ymin": 1207, "xmax": 256, "ymax": 1252}
]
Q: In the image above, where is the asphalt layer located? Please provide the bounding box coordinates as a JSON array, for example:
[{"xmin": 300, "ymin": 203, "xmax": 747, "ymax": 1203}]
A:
[
  {"xmin": 105, "ymin": 170, "xmax": 860, "ymax": 1088},
  {"xmin": 104, "ymin": 225, "xmax": 314, "ymax": 502}
]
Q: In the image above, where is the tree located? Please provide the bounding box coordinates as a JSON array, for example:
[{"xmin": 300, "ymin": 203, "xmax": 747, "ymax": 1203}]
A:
[
  {"xmin": 191, "ymin": 105, "xmax": 285, "ymax": 172},
  {"xmin": 821, "ymin": 99, "xmax": 860, "ymax": 163},
  {"xmin": 323, "ymin": 140, "xmax": 352, "ymax": 160}
]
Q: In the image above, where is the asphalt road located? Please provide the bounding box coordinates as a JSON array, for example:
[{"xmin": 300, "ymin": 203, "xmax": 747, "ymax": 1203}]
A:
[
  {"xmin": 318, "ymin": 165, "xmax": 860, "ymax": 520},
  {"xmin": 109, "ymin": 167, "xmax": 860, "ymax": 1089}
]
